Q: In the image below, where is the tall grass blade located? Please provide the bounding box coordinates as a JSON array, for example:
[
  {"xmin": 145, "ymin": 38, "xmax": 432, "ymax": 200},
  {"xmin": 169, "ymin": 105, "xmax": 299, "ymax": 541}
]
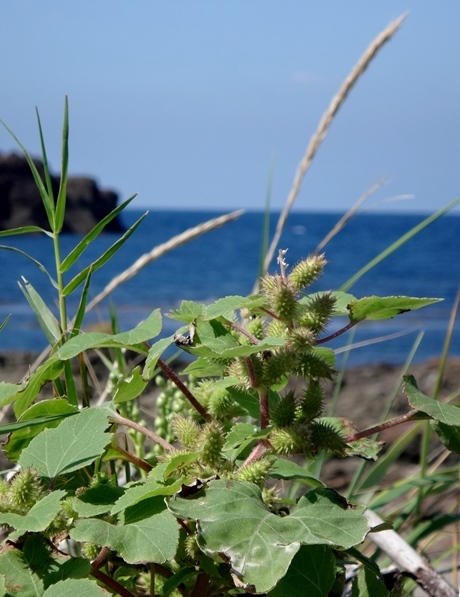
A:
[
  {"xmin": 70, "ymin": 268, "xmax": 93, "ymax": 339},
  {"xmin": 263, "ymin": 13, "xmax": 407, "ymax": 272},
  {"xmin": 60, "ymin": 194, "xmax": 138, "ymax": 273},
  {"xmin": 340, "ymin": 197, "xmax": 460, "ymax": 292},
  {"xmin": 35, "ymin": 108, "xmax": 55, "ymax": 206},
  {"xmin": 54, "ymin": 96, "xmax": 69, "ymax": 233},
  {"xmin": 0, "ymin": 226, "xmax": 51, "ymax": 238},
  {"xmin": 0, "ymin": 118, "xmax": 55, "ymax": 229},
  {"xmin": 433, "ymin": 289, "xmax": 460, "ymax": 399},
  {"xmin": 0, "ymin": 314, "xmax": 11, "ymax": 332},
  {"xmin": 18, "ymin": 278, "xmax": 61, "ymax": 344},
  {"xmin": 62, "ymin": 212, "xmax": 148, "ymax": 296},
  {"xmin": 0, "ymin": 245, "xmax": 58, "ymax": 289}
]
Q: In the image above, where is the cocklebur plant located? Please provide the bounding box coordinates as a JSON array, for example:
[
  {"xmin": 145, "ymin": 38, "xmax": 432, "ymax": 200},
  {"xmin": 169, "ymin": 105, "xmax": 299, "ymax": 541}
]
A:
[{"xmin": 0, "ymin": 109, "xmax": 459, "ymax": 596}]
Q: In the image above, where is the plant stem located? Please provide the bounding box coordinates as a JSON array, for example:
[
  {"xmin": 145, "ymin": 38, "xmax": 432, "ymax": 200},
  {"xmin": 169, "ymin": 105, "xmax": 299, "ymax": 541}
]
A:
[
  {"xmin": 111, "ymin": 444, "xmax": 152, "ymax": 472},
  {"xmin": 90, "ymin": 568, "xmax": 135, "ymax": 597},
  {"xmin": 315, "ymin": 320, "xmax": 359, "ymax": 345},
  {"xmin": 157, "ymin": 358, "xmax": 211, "ymax": 421},
  {"xmin": 224, "ymin": 320, "xmax": 260, "ymax": 344},
  {"xmin": 259, "ymin": 389, "xmax": 269, "ymax": 429},
  {"xmin": 190, "ymin": 572, "xmax": 210, "ymax": 597},
  {"xmin": 53, "ymin": 232, "xmax": 68, "ymax": 338},
  {"xmin": 109, "ymin": 414, "xmax": 174, "ymax": 452},
  {"xmin": 345, "ymin": 409, "xmax": 419, "ymax": 443}
]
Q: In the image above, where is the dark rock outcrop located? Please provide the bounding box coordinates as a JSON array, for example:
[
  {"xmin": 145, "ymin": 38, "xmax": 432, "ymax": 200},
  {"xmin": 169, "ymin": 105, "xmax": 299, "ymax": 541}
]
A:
[{"xmin": 0, "ymin": 153, "xmax": 124, "ymax": 233}]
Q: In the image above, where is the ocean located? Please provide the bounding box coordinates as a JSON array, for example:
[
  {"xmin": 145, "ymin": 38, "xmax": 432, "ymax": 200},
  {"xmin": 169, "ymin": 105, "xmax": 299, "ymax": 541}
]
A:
[{"xmin": 0, "ymin": 209, "xmax": 459, "ymax": 367}]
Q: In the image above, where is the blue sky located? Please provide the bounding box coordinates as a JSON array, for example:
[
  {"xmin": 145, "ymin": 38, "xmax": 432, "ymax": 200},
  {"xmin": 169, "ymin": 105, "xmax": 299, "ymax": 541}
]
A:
[{"xmin": 1, "ymin": 2, "xmax": 459, "ymax": 214}]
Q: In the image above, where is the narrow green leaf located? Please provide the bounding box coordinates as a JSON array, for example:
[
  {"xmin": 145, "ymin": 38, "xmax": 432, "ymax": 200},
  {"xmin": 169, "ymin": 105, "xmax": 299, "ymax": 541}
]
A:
[
  {"xmin": 0, "ymin": 245, "xmax": 57, "ymax": 288},
  {"xmin": 60, "ymin": 194, "xmax": 138, "ymax": 272},
  {"xmin": 268, "ymin": 545, "xmax": 336, "ymax": 597},
  {"xmin": 14, "ymin": 358, "xmax": 64, "ymax": 418},
  {"xmin": 0, "ymin": 226, "xmax": 51, "ymax": 237},
  {"xmin": 18, "ymin": 407, "xmax": 113, "ymax": 478},
  {"xmin": 54, "ymin": 96, "xmax": 69, "ymax": 233},
  {"xmin": 36, "ymin": 107, "xmax": 55, "ymax": 203},
  {"xmin": 347, "ymin": 296, "xmax": 442, "ymax": 323},
  {"xmin": 341, "ymin": 197, "xmax": 460, "ymax": 292},
  {"xmin": 70, "ymin": 267, "xmax": 93, "ymax": 338},
  {"xmin": 63, "ymin": 360, "xmax": 79, "ymax": 407},
  {"xmin": 62, "ymin": 211, "xmax": 148, "ymax": 296},
  {"xmin": 19, "ymin": 277, "xmax": 62, "ymax": 343},
  {"xmin": 43, "ymin": 578, "xmax": 111, "ymax": 596},
  {"xmin": 403, "ymin": 374, "xmax": 460, "ymax": 425},
  {"xmin": 169, "ymin": 481, "xmax": 368, "ymax": 593},
  {"xmin": 0, "ymin": 116, "xmax": 55, "ymax": 228},
  {"xmin": 0, "ymin": 314, "xmax": 11, "ymax": 331},
  {"xmin": 0, "ymin": 550, "xmax": 44, "ymax": 596},
  {"xmin": 0, "ymin": 490, "xmax": 66, "ymax": 539},
  {"xmin": 71, "ymin": 497, "xmax": 179, "ymax": 564}
]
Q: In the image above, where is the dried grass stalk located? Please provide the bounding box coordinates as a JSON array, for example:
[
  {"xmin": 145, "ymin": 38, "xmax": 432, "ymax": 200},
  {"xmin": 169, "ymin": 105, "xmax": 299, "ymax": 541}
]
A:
[{"xmin": 263, "ymin": 12, "xmax": 407, "ymax": 273}]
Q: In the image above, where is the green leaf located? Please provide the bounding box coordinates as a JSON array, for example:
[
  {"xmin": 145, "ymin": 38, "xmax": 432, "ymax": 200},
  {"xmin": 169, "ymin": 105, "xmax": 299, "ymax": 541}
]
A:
[
  {"xmin": 403, "ymin": 374, "xmax": 460, "ymax": 425},
  {"xmin": 0, "ymin": 490, "xmax": 66, "ymax": 539},
  {"xmin": 18, "ymin": 407, "xmax": 113, "ymax": 478},
  {"xmin": 73, "ymin": 485, "xmax": 125, "ymax": 517},
  {"xmin": 205, "ymin": 295, "xmax": 267, "ymax": 320},
  {"xmin": 182, "ymin": 357, "xmax": 225, "ymax": 377},
  {"xmin": 14, "ymin": 358, "xmax": 65, "ymax": 418},
  {"xmin": 54, "ymin": 96, "xmax": 69, "ymax": 233},
  {"xmin": 3, "ymin": 399, "xmax": 78, "ymax": 462},
  {"xmin": 222, "ymin": 423, "xmax": 269, "ymax": 461},
  {"xmin": 0, "ymin": 225, "xmax": 51, "ymax": 237},
  {"xmin": 0, "ymin": 381, "xmax": 26, "ymax": 408},
  {"xmin": 35, "ymin": 107, "xmax": 56, "ymax": 219},
  {"xmin": 113, "ymin": 366, "xmax": 148, "ymax": 404},
  {"xmin": 111, "ymin": 477, "xmax": 183, "ymax": 516},
  {"xmin": 431, "ymin": 421, "xmax": 460, "ymax": 453},
  {"xmin": 268, "ymin": 545, "xmax": 336, "ymax": 597},
  {"xmin": 0, "ymin": 116, "xmax": 54, "ymax": 229},
  {"xmin": 347, "ymin": 296, "xmax": 442, "ymax": 323},
  {"xmin": 167, "ymin": 300, "xmax": 206, "ymax": 322},
  {"xmin": 0, "ymin": 549, "xmax": 44, "ymax": 596},
  {"xmin": 143, "ymin": 336, "xmax": 174, "ymax": 379},
  {"xmin": 42, "ymin": 578, "xmax": 111, "ymax": 596},
  {"xmin": 56, "ymin": 309, "xmax": 161, "ymax": 360},
  {"xmin": 270, "ymin": 458, "xmax": 323, "ymax": 487},
  {"xmin": 71, "ymin": 496, "xmax": 179, "ymax": 564},
  {"xmin": 351, "ymin": 563, "xmax": 389, "ymax": 597},
  {"xmin": 70, "ymin": 267, "xmax": 93, "ymax": 338},
  {"xmin": 0, "ymin": 245, "xmax": 57, "ymax": 287},
  {"xmin": 19, "ymin": 278, "xmax": 62, "ymax": 343},
  {"xmin": 168, "ymin": 480, "xmax": 368, "ymax": 592},
  {"xmin": 60, "ymin": 194, "xmax": 138, "ymax": 272},
  {"xmin": 62, "ymin": 211, "xmax": 148, "ymax": 296}
]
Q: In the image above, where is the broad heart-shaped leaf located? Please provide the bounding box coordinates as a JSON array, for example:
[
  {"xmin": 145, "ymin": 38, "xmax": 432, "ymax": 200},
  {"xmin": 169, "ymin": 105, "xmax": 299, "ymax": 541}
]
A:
[
  {"xmin": 43, "ymin": 578, "xmax": 111, "ymax": 596},
  {"xmin": 0, "ymin": 549, "xmax": 44, "ymax": 596},
  {"xmin": 347, "ymin": 296, "xmax": 442, "ymax": 322},
  {"xmin": 4, "ymin": 399, "xmax": 78, "ymax": 463},
  {"xmin": 56, "ymin": 309, "xmax": 161, "ymax": 360},
  {"xmin": 403, "ymin": 374, "xmax": 460, "ymax": 426},
  {"xmin": 270, "ymin": 458, "xmax": 323, "ymax": 488},
  {"xmin": 268, "ymin": 545, "xmax": 336, "ymax": 597},
  {"xmin": 73, "ymin": 485, "xmax": 125, "ymax": 517},
  {"xmin": 205, "ymin": 295, "xmax": 267, "ymax": 320},
  {"xmin": 18, "ymin": 407, "xmax": 112, "ymax": 478},
  {"xmin": 168, "ymin": 480, "xmax": 368, "ymax": 593},
  {"xmin": 0, "ymin": 490, "xmax": 66, "ymax": 539},
  {"xmin": 431, "ymin": 421, "xmax": 460, "ymax": 453},
  {"xmin": 71, "ymin": 496, "xmax": 179, "ymax": 564},
  {"xmin": 113, "ymin": 366, "xmax": 148, "ymax": 404}
]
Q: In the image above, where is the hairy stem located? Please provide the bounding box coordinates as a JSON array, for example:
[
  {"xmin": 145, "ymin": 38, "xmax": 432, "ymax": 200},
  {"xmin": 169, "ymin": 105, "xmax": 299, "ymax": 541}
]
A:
[
  {"xmin": 109, "ymin": 414, "xmax": 174, "ymax": 451},
  {"xmin": 259, "ymin": 389, "xmax": 269, "ymax": 429},
  {"xmin": 157, "ymin": 359, "xmax": 211, "ymax": 421},
  {"xmin": 315, "ymin": 320, "xmax": 359, "ymax": 344},
  {"xmin": 345, "ymin": 409, "xmax": 419, "ymax": 443}
]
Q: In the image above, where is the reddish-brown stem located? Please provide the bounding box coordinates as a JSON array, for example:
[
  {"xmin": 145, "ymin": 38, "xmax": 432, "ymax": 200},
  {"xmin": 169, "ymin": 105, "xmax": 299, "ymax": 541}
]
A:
[
  {"xmin": 259, "ymin": 306, "xmax": 280, "ymax": 319},
  {"xmin": 91, "ymin": 546, "xmax": 111, "ymax": 571},
  {"xmin": 190, "ymin": 572, "xmax": 211, "ymax": 597},
  {"xmin": 345, "ymin": 409, "xmax": 419, "ymax": 443},
  {"xmin": 157, "ymin": 358, "xmax": 211, "ymax": 421},
  {"xmin": 109, "ymin": 414, "xmax": 174, "ymax": 452},
  {"xmin": 315, "ymin": 320, "xmax": 359, "ymax": 344},
  {"xmin": 236, "ymin": 441, "xmax": 269, "ymax": 473},
  {"xmin": 90, "ymin": 568, "xmax": 135, "ymax": 597},
  {"xmin": 244, "ymin": 356, "xmax": 258, "ymax": 388},
  {"xmin": 224, "ymin": 320, "xmax": 260, "ymax": 344},
  {"xmin": 111, "ymin": 444, "xmax": 152, "ymax": 473},
  {"xmin": 259, "ymin": 389, "xmax": 269, "ymax": 429}
]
